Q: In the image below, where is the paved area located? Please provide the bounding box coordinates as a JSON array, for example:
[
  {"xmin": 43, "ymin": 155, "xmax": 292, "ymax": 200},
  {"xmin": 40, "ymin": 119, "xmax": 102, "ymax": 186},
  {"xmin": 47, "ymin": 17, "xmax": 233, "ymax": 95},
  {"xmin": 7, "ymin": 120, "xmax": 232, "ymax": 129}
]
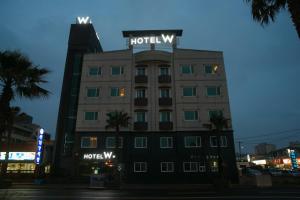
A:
[{"xmin": 2, "ymin": 187, "xmax": 300, "ymax": 199}]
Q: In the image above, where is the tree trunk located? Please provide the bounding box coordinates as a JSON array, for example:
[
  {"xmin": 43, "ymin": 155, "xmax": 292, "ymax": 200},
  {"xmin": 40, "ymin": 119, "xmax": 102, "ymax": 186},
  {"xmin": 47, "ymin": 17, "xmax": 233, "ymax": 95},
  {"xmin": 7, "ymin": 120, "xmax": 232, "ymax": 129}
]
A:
[
  {"xmin": 1, "ymin": 128, "xmax": 12, "ymax": 176},
  {"xmin": 217, "ymin": 135, "xmax": 223, "ymax": 178},
  {"xmin": 288, "ymin": 0, "xmax": 300, "ymax": 38}
]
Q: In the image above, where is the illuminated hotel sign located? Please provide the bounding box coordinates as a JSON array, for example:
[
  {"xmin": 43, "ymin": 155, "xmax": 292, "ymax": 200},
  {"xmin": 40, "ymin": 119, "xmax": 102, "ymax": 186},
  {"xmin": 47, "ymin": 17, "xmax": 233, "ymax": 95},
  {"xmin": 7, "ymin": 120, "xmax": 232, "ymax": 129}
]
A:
[
  {"xmin": 83, "ymin": 152, "xmax": 116, "ymax": 160},
  {"xmin": 0, "ymin": 152, "xmax": 35, "ymax": 161},
  {"xmin": 289, "ymin": 149, "xmax": 298, "ymax": 169},
  {"xmin": 130, "ymin": 34, "xmax": 175, "ymax": 46},
  {"xmin": 76, "ymin": 16, "xmax": 92, "ymax": 24},
  {"xmin": 35, "ymin": 128, "xmax": 44, "ymax": 165}
]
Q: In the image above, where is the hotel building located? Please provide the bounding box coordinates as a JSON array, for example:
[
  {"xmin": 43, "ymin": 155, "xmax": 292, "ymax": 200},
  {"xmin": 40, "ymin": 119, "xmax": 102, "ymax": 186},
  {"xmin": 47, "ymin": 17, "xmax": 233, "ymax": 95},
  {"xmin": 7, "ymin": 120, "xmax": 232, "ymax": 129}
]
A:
[{"xmin": 54, "ymin": 17, "xmax": 238, "ymax": 183}]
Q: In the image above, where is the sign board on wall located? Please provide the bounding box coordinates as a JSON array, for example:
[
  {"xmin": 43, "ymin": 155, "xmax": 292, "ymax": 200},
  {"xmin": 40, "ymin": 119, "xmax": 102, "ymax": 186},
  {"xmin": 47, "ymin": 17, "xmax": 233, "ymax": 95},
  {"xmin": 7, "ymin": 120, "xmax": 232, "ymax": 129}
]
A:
[{"xmin": 0, "ymin": 152, "xmax": 35, "ymax": 161}]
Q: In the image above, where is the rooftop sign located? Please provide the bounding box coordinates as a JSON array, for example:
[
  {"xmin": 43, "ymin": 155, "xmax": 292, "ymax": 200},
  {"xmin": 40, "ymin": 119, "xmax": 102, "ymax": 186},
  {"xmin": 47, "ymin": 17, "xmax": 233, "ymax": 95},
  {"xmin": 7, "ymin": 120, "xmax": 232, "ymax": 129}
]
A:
[
  {"xmin": 76, "ymin": 16, "xmax": 92, "ymax": 24},
  {"xmin": 122, "ymin": 29, "xmax": 183, "ymax": 49},
  {"xmin": 83, "ymin": 152, "xmax": 116, "ymax": 160}
]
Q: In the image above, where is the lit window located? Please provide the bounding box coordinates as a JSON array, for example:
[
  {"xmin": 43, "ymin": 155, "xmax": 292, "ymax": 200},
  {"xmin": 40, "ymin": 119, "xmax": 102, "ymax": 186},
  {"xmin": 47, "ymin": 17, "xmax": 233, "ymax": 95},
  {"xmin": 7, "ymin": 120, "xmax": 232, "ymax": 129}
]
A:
[
  {"xmin": 160, "ymin": 137, "xmax": 173, "ymax": 148},
  {"xmin": 211, "ymin": 160, "xmax": 218, "ymax": 172},
  {"xmin": 105, "ymin": 137, "xmax": 123, "ymax": 148},
  {"xmin": 181, "ymin": 64, "xmax": 194, "ymax": 74},
  {"xmin": 88, "ymin": 67, "xmax": 101, "ymax": 76},
  {"xmin": 111, "ymin": 87, "xmax": 125, "ymax": 97},
  {"xmin": 184, "ymin": 111, "xmax": 198, "ymax": 121},
  {"xmin": 183, "ymin": 162, "xmax": 198, "ymax": 172},
  {"xmin": 84, "ymin": 112, "xmax": 98, "ymax": 120},
  {"xmin": 81, "ymin": 137, "xmax": 97, "ymax": 148},
  {"xmin": 86, "ymin": 88, "xmax": 99, "ymax": 97},
  {"xmin": 205, "ymin": 64, "xmax": 218, "ymax": 74},
  {"xmin": 183, "ymin": 87, "xmax": 196, "ymax": 97},
  {"xmin": 111, "ymin": 66, "xmax": 124, "ymax": 75},
  {"xmin": 210, "ymin": 136, "xmax": 218, "ymax": 147},
  {"xmin": 160, "ymin": 88, "xmax": 170, "ymax": 98},
  {"xmin": 134, "ymin": 137, "xmax": 147, "ymax": 148},
  {"xmin": 161, "ymin": 162, "xmax": 174, "ymax": 173},
  {"xmin": 184, "ymin": 136, "xmax": 201, "ymax": 148},
  {"xmin": 120, "ymin": 88, "xmax": 125, "ymax": 97},
  {"xmin": 206, "ymin": 86, "xmax": 221, "ymax": 96},
  {"xmin": 160, "ymin": 111, "xmax": 171, "ymax": 122},
  {"xmin": 134, "ymin": 162, "xmax": 147, "ymax": 172}
]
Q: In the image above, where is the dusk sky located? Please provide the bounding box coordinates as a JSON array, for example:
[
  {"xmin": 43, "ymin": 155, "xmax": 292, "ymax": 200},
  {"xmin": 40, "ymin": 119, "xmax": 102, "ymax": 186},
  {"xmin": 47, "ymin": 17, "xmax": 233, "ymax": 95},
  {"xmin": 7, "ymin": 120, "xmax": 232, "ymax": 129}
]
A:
[{"xmin": 1, "ymin": 0, "xmax": 299, "ymax": 153}]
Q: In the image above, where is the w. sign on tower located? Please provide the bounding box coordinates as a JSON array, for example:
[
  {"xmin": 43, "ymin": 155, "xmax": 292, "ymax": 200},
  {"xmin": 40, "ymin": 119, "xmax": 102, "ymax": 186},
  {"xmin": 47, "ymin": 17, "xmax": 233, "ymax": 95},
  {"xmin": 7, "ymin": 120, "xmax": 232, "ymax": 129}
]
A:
[{"xmin": 76, "ymin": 16, "xmax": 92, "ymax": 24}]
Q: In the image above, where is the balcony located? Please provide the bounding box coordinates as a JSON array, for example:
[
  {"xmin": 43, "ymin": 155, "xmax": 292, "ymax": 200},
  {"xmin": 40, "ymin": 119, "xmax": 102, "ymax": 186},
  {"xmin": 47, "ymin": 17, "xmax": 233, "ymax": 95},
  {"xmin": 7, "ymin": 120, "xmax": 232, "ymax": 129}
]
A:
[
  {"xmin": 159, "ymin": 122, "xmax": 173, "ymax": 130},
  {"xmin": 135, "ymin": 75, "xmax": 148, "ymax": 83},
  {"xmin": 134, "ymin": 122, "xmax": 148, "ymax": 131},
  {"xmin": 134, "ymin": 98, "xmax": 148, "ymax": 106},
  {"xmin": 159, "ymin": 97, "xmax": 172, "ymax": 106},
  {"xmin": 158, "ymin": 75, "xmax": 171, "ymax": 83}
]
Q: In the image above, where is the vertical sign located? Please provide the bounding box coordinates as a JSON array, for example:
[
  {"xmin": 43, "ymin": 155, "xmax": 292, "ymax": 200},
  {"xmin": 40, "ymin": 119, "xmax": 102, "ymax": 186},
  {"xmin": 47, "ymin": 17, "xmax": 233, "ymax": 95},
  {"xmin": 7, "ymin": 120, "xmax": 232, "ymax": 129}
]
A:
[
  {"xmin": 290, "ymin": 149, "xmax": 298, "ymax": 169},
  {"xmin": 35, "ymin": 128, "xmax": 44, "ymax": 165}
]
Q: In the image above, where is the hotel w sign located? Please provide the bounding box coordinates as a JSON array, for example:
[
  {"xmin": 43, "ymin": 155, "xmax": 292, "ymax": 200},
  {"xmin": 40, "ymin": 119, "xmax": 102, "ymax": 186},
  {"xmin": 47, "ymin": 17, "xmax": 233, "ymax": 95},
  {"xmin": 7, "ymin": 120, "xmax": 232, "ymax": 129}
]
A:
[
  {"xmin": 76, "ymin": 16, "xmax": 92, "ymax": 24},
  {"xmin": 130, "ymin": 34, "xmax": 175, "ymax": 46}
]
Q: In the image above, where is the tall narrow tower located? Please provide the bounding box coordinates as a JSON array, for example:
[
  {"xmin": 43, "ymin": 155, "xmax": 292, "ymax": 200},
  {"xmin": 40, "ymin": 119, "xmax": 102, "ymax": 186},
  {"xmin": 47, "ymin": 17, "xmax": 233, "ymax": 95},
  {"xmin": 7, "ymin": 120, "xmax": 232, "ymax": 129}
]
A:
[{"xmin": 53, "ymin": 17, "xmax": 102, "ymax": 175}]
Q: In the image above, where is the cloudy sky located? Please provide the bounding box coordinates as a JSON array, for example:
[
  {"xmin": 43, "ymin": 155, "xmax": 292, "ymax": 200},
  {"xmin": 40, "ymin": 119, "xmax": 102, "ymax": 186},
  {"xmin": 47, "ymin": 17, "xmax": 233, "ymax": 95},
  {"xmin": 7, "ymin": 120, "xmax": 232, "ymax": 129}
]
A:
[{"xmin": 1, "ymin": 0, "xmax": 299, "ymax": 153}]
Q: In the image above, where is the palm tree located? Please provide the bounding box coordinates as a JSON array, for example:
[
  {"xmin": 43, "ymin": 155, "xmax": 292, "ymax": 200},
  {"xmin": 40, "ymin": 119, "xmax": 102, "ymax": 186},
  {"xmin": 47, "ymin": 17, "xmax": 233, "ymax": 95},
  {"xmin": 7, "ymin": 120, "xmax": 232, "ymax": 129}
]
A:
[
  {"xmin": 0, "ymin": 107, "xmax": 22, "ymax": 176},
  {"xmin": 105, "ymin": 111, "xmax": 130, "ymax": 183},
  {"xmin": 0, "ymin": 51, "xmax": 50, "ymax": 137},
  {"xmin": 245, "ymin": 0, "xmax": 300, "ymax": 38},
  {"xmin": 203, "ymin": 112, "xmax": 230, "ymax": 178},
  {"xmin": 0, "ymin": 50, "xmax": 50, "ymax": 175}
]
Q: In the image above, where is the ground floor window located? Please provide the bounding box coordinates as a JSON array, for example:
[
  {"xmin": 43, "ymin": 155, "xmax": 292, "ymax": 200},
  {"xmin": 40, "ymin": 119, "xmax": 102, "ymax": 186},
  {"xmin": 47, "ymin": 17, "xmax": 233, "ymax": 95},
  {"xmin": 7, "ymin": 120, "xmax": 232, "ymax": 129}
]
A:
[
  {"xmin": 160, "ymin": 162, "xmax": 174, "ymax": 173},
  {"xmin": 134, "ymin": 162, "xmax": 147, "ymax": 172},
  {"xmin": 183, "ymin": 162, "xmax": 198, "ymax": 172}
]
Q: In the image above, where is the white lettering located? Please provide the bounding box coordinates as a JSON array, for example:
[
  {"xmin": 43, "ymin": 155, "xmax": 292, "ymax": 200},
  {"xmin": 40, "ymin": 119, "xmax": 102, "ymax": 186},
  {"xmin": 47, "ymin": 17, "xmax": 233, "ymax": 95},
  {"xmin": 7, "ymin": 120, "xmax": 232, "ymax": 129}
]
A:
[
  {"xmin": 161, "ymin": 34, "xmax": 174, "ymax": 43},
  {"xmin": 144, "ymin": 37, "xmax": 149, "ymax": 43},
  {"xmin": 130, "ymin": 38, "xmax": 137, "ymax": 45},
  {"xmin": 137, "ymin": 38, "xmax": 143, "ymax": 44},
  {"xmin": 150, "ymin": 36, "xmax": 155, "ymax": 44},
  {"xmin": 103, "ymin": 152, "xmax": 112, "ymax": 159},
  {"xmin": 77, "ymin": 17, "xmax": 91, "ymax": 24}
]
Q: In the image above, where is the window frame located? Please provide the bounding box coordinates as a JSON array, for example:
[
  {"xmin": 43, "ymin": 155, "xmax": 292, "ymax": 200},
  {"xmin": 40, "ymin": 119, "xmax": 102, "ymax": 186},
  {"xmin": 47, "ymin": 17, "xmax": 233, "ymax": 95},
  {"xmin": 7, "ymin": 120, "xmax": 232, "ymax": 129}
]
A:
[
  {"xmin": 210, "ymin": 136, "xmax": 218, "ymax": 147},
  {"xmin": 134, "ymin": 137, "xmax": 147, "ymax": 148},
  {"xmin": 134, "ymin": 162, "xmax": 147, "ymax": 172},
  {"xmin": 182, "ymin": 87, "xmax": 197, "ymax": 97},
  {"xmin": 86, "ymin": 87, "xmax": 100, "ymax": 98},
  {"xmin": 184, "ymin": 136, "xmax": 201, "ymax": 148},
  {"xmin": 181, "ymin": 64, "xmax": 194, "ymax": 74},
  {"xmin": 160, "ymin": 137, "xmax": 173, "ymax": 149},
  {"xmin": 105, "ymin": 136, "xmax": 123, "ymax": 148},
  {"xmin": 184, "ymin": 111, "xmax": 199, "ymax": 121},
  {"xmin": 206, "ymin": 86, "xmax": 221, "ymax": 97},
  {"xmin": 159, "ymin": 111, "xmax": 172, "ymax": 122},
  {"xmin": 160, "ymin": 162, "xmax": 174, "ymax": 173},
  {"xmin": 135, "ymin": 111, "xmax": 147, "ymax": 122},
  {"xmin": 183, "ymin": 162, "xmax": 198, "ymax": 172},
  {"xmin": 88, "ymin": 66, "xmax": 101, "ymax": 76},
  {"xmin": 81, "ymin": 137, "xmax": 97, "ymax": 148},
  {"xmin": 84, "ymin": 111, "xmax": 98, "ymax": 121},
  {"xmin": 111, "ymin": 66, "xmax": 124, "ymax": 75}
]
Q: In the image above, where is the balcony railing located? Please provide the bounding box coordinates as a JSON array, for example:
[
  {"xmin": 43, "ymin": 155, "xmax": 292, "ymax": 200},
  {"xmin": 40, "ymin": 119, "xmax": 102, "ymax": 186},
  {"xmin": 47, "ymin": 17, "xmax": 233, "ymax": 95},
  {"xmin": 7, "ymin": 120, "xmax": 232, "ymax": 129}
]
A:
[
  {"xmin": 159, "ymin": 97, "xmax": 172, "ymax": 106},
  {"xmin": 134, "ymin": 98, "xmax": 148, "ymax": 106},
  {"xmin": 159, "ymin": 122, "xmax": 173, "ymax": 130},
  {"xmin": 135, "ymin": 75, "xmax": 148, "ymax": 83},
  {"xmin": 134, "ymin": 122, "xmax": 148, "ymax": 131},
  {"xmin": 158, "ymin": 75, "xmax": 171, "ymax": 83}
]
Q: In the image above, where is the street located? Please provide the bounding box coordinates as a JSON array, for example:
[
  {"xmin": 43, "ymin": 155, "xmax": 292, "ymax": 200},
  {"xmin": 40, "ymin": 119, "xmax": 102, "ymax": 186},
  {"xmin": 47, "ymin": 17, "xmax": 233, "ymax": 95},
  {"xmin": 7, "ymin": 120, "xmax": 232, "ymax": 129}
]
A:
[{"xmin": 2, "ymin": 187, "xmax": 300, "ymax": 200}]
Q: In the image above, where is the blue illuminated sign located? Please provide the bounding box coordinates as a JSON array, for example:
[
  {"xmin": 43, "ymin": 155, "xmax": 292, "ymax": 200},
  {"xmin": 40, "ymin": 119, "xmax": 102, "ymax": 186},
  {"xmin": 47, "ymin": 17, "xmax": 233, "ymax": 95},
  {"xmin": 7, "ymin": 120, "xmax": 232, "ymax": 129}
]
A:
[
  {"xmin": 35, "ymin": 128, "xmax": 44, "ymax": 165},
  {"xmin": 290, "ymin": 149, "xmax": 298, "ymax": 169}
]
